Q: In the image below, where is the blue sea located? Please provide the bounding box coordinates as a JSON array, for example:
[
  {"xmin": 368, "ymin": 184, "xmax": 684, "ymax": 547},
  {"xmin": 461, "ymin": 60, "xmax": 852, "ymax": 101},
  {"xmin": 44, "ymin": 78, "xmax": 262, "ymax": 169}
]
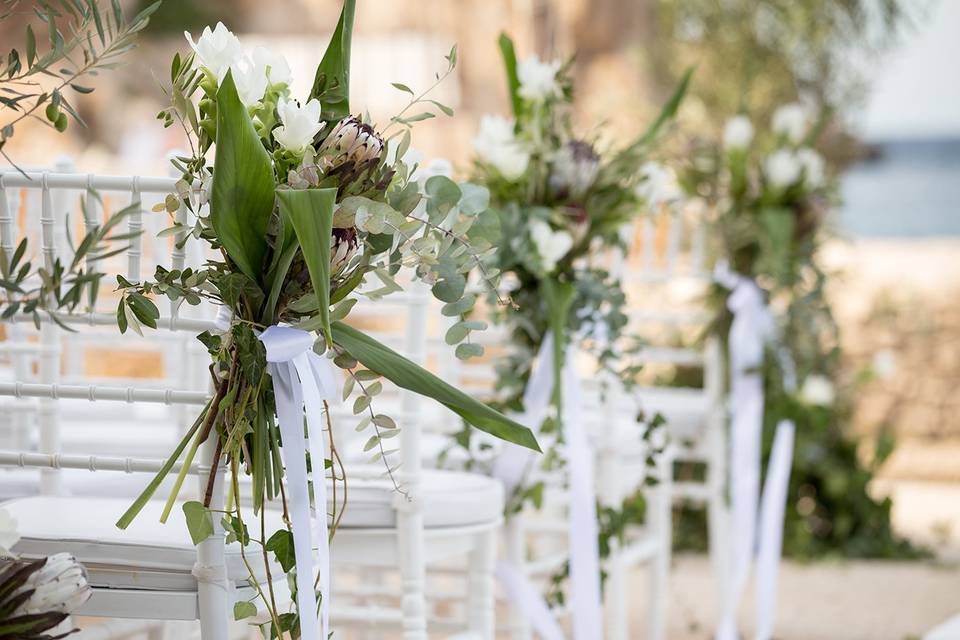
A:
[{"xmin": 839, "ymin": 138, "xmax": 960, "ymax": 237}]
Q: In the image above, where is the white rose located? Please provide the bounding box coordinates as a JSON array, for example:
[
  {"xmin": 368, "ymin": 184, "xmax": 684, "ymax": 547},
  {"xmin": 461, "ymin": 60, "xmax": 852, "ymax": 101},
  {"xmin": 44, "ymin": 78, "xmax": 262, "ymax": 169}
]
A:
[
  {"xmin": 772, "ymin": 103, "xmax": 810, "ymax": 144},
  {"xmin": 184, "ymin": 22, "xmax": 242, "ymax": 83},
  {"xmin": 473, "ymin": 115, "xmax": 530, "ymax": 181},
  {"xmin": 229, "ymin": 55, "xmax": 269, "ymax": 107},
  {"xmin": 252, "ymin": 46, "xmax": 292, "ymax": 86},
  {"xmin": 723, "ymin": 115, "xmax": 754, "ymax": 150},
  {"xmin": 800, "ymin": 374, "xmax": 835, "ymax": 406},
  {"xmin": 0, "ymin": 508, "xmax": 19, "ymax": 555},
  {"xmin": 517, "ymin": 56, "xmax": 562, "ymax": 102},
  {"xmin": 764, "ymin": 149, "xmax": 802, "ymax": 189},
  {"xmin": 796, "ymin": 147, "xmax": 825, "ymax": 187},
  {"xmin": 273, "ymin": 98, "xmax": 324, "ymax": 153},
  {"xmin": 529, "ymin": 219, "xmax": 573, "ymax": 273},
  {"xmin": 635, "ymin": 161, "xmax": 681, "ymax": 207}
]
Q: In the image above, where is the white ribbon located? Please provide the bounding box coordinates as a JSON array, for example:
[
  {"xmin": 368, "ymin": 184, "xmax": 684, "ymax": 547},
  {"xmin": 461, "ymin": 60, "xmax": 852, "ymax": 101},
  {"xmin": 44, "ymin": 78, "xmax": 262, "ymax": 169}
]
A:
[
  {"xmin": 492, "ymin": 331, "xmax": 603, "ymax": 640},
  {"xmin": 259, "ymin": 325, "xmax": 338, "ymax": 640},
  {"xmin": 713, "ymin": 262, "xmax": 796, "ymax": 640}
]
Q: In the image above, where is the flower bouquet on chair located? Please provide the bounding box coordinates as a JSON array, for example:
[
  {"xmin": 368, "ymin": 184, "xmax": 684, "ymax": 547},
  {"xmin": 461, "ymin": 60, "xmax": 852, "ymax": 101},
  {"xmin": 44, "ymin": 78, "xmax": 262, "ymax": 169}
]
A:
[
  {"xmin": 106, "ymin": 3, "xmax": 538, "ymax": 638},
  {"xmin": 444, "ymin": 33, "xmax": 690, "ymax": 633}
]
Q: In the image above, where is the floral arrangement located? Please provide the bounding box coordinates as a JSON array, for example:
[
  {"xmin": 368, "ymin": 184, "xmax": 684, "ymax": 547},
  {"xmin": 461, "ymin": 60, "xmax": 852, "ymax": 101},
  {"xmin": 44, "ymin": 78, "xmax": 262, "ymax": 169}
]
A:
[
  {"xmin": 674, "ymin": 104, "xmax": 921, "ymax": 559},
  {"xmin": 0, "ymin": 509, "xmax": 92, "ymax": 639},
  {"xmin": 0, "ymin": 2, "xmax": 538, "ymax": 637},
  {"xmin": 445, "ymin": 34, "xmax": 689, "ymax": 604}
]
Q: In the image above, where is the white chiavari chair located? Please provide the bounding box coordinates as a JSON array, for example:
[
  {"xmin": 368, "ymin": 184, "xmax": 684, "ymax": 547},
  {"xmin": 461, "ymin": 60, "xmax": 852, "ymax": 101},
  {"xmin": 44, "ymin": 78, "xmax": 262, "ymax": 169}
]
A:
[
  {"xmin": 0, "ymin": 167, "xmax": 283, "ymax": 640},
  {"xmin": 320, "ymin": 282, "xmax": 503, "ymax": 640},
  {"xmin": 620, "ymin": 203, "xmax": 730, "ymax": 600}
]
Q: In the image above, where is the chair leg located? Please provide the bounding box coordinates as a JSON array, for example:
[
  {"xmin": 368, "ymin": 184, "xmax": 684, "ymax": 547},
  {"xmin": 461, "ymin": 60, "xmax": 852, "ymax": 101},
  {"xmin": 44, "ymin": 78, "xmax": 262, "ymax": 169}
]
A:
[
  {"xmin": 195, "ymin": 438, "xmax": 230, "ymax": 640},
  {"xmin": 466, "ymin": 529, "xmax": 497, "ymax": 639},
  {"xmin": 397, "ymin": 506, "xmax": 428, "ymax": 640},
  {"xmin": 647, "ymin": 453, "xmax": 673, "ymax": 640},
  {"xmin": 706, "ymin": 429, "xmax": 731, "ymax": 603},
  {"xmin": 605, "ymin": 541, "xmax": 628, "ymax": 640},
  {"xmin": 504, "ymin": 516, "xmax": 532, "ymax": 640}
]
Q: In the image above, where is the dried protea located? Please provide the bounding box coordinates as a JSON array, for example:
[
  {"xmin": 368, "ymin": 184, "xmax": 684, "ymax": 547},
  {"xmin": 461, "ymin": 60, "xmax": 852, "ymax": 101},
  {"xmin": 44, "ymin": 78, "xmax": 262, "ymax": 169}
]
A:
[
  {"xmin": 549, "ymin": 140, "xmax": 600, "ymax": 201},
  {"xmin": 0, "ymin": 553, "xmax": 91, "ymax": 639}
]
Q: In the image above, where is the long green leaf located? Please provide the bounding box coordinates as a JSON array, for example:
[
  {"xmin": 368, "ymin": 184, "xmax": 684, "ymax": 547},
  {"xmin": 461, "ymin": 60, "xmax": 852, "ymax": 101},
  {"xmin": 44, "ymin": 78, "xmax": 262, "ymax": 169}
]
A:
[
  {"xmin": 332, "ymin": 321, "xmax": 540, "ymax": 451},
  {"xmin": 615, "ymin": 66, "xmax": 694, "ymax": 162},
  {"xmin": 309, "ymin": 0, "xmax": 356, "ymax": 121},
  {"xmin": 542, "ymin": 278, "xmax": 576, "ymax": 419},
  {"xmin": 210, "ymin": 71, "xmax": 275, "ymax": 285},
  {"xmin": 277, "ymin": 188, "xmax": 337, "ymax": 343},
  {"xmin": 497, "ymin": 32, "xmax": 523, "ymax": 120},
  {"xmin": 116, "ymin": 407, "xmax": 206, "ymax": 529}
]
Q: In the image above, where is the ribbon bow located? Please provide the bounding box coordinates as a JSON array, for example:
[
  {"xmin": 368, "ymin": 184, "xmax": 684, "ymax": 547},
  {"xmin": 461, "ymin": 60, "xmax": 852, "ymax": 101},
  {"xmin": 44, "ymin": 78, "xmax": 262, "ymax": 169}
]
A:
[
  {"xmin": 713, "ymin": 262, "xmax": 796, "ymax": 640},
  {"xmin": 259, "ymin": 325, "xmax": 337, "ymax": 640}
]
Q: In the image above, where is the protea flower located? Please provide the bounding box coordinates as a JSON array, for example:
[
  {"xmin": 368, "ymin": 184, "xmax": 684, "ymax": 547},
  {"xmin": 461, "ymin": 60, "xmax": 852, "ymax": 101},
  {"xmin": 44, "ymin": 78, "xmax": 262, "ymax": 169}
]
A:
[
  {"xmin": 0, "ymin": 553, "xmax": 91, "ymax": 639},
  {"xmin": 549, "ymin": 140, "xmax": 600, "ymax": 201},
  {"xmin": 318, "ymin": 116, "xmax": 384, "ymax": 169},
  {"xmin": 329, "ymin": 226, "xmax": 358, "ymax": 278}
]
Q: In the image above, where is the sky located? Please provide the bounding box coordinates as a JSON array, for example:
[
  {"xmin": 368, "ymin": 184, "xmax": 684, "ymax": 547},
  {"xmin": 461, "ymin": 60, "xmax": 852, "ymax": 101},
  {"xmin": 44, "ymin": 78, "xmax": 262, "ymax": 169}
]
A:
[{"xmin": 857, "ymin": 0, "xmax": 960, "ymax": 140}]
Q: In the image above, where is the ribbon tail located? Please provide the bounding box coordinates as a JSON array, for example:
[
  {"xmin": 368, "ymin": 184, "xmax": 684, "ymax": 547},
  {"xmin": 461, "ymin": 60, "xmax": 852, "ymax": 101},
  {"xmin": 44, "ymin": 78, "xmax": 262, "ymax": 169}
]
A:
[
  {"xmin": 292, "ymin": 352, "xmax": 335, "ymax": 637},
  {"xmin": 563, "ymin": 350, "xmax": 604, "ymax": 640},
  {"xmin": 754, "ymin": 419, "xmax": 795, "ymax": 640},
  {"xmin": 494, "ymin": 561, "xmax": 565, "ymax": 640},
  {"xmin": 270, "ymin": 362, "xmax": 321, "ymax": 640}
]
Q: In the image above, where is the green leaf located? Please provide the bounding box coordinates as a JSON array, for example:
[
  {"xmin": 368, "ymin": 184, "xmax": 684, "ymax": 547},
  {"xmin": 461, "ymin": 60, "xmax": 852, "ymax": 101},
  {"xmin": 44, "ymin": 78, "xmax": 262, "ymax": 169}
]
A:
[
  {"xmin": 497, "ymin": 32, "xmax": 523, "ymax": 119},
  {"xmin": 455, "ymin": 342, "xmax": 484, "ymax": 360},
  {"xmin": 210, "ymin": 71, "xmax": 275, "ymax": 284},
  {"xmin": 616, "ymin": 66, "xmax": 693, "ymax": 160},
  {"xmin": 309, "ymin": 0, "xmax": 356, "ymax": 121},
  {"xmin": 277, "ymin": 188, "xmax": 337, "ymax": 343},
  {"xmin": 234, "ymin": 600, "xmax": 258, "ymax": 621},
  {"xmin": 265, "ymin": 529, "xmax": 296, "ymax": 572},
  {"xmin": 332, "ymin": 321, "xmax": 540, "ymax": 451},
  {"xmin": 182, "ymin": 500, "xmax": 214, "ymax": 545}
]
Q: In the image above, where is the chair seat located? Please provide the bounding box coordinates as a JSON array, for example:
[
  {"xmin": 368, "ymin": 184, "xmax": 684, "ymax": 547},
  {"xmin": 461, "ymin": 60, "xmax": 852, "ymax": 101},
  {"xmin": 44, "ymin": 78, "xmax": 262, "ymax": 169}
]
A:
[{"xmin": 4, "ymin": 469, "xmax": 503, "ymax": 590}]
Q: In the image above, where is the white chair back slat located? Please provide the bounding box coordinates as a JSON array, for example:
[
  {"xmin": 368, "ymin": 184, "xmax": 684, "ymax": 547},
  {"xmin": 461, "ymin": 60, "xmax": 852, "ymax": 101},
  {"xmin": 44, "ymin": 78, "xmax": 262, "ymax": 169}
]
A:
[{"xmin": 127, "ymin": 178, "xmax": 143, "ymax": 281}]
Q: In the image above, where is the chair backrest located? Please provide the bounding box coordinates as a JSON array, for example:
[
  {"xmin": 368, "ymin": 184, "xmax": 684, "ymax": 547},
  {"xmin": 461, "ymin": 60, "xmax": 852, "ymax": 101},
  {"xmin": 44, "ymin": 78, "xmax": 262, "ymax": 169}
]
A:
[{"xmin": 0, "ymin": 166, "xmax": 215, "ymax": 495}]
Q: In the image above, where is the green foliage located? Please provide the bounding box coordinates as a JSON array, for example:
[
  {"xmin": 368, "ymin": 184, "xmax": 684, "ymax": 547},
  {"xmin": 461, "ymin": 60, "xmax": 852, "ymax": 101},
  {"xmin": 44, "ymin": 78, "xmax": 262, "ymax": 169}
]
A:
[
  {"xmin": 210, "ymin": 71, "xmax": 276, "ymax": 284},
  {"xmin": 182, "ymin": 501, "xmax": 214, "ymax": 545},
  {"xmin": 309, "ymin": 0, "xmax": 355, "ymax": 123},
  {"xmin": 277, "ymin": 188, "xmax": 337, "ymax": 341},
  {"xmin": 497, "ymin": 33, "xmax": 523, "ymax": 119}
]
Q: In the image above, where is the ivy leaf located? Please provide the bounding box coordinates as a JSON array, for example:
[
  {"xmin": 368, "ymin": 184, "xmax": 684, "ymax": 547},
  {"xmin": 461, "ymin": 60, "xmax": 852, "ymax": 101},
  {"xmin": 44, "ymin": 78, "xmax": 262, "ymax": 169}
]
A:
[
  {"xmin": 265, "ymin": 529, "xmax": 296, "ymax": 573},
  {"xmin": 182, "ymin": 501, "xmax": 214, "ymax": 545},
  {"xmin": 234, "ymin": 600, "xmax": 258, "ymax": 621}
]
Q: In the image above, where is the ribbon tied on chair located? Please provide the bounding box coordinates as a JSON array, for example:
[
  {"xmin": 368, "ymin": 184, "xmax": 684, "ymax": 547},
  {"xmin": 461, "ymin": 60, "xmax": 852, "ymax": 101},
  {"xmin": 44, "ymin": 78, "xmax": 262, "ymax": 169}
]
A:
[
  {"xmin": 492, "ymin": 331, "xmax": 603, "ymax": 640},
  {"xmin": 713, "ymin": 262, "xmax": 796, "ymax": 640},
  {"xmin": 259, "ymin": 325, "xmax": 338, "ymax": 640}
]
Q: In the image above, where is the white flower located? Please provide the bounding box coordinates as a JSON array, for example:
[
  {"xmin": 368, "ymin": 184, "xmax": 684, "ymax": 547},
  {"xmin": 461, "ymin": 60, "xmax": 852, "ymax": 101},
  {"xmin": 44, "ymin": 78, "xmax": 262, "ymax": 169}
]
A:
[
  {"xmin": 800, "ymin": 374, "xmax": 835, "ymax": 406},
  {"xmin": 764, "ymin": 149, "xmax": 802, "ymax": 189},
  {"xmin": 529, "ymin": 219, "xmax": 573, "ymax": 273},
  {"xmin": 0, "ymin": 508, "xmax": 18, "ymax": 555},
  {"xmin": 550, "ymin": 140, "xmax": 600, "ymax": 199},
  {"xmin": 797, "ymin": 147, "xmax": 825, "ymax": 187},
  {"xmin": 872, "ymin": 350, "xmax": 896, "ymax": 379},
  {"xmin": 273, "ymin": 98, "xmax": 323, "ymax": 153},
  {"xmin": 184, "ymin": 22, "xmax": 242, "ymax": 83},
  {"xmin": 635, "ymin": 161, "xmax": 681, "ymax": 207},
  {"xmin": 723, "ymin": 115, "xmax": 754, "ymax": 150},
  {"xmin": 229, "ymin": 55, "xmax": 270, "ymax": 107},
  {"xmin": 517, "ymin": 56, "xmax": 562, "ymax": 102},
  {"xmin": 14, "ymin": 553, "xmax": 91, "ymax": 615},
  {"xmin": 473, "ymin": 115, "xmax": 530, "ymax": 181},
  {"xmin": 772, "ymin": 103, "xmax": 810, "ymax": 144},
  {"xmin": 252, "ymin": 46, "xmax": 292, "ymax": 86}
]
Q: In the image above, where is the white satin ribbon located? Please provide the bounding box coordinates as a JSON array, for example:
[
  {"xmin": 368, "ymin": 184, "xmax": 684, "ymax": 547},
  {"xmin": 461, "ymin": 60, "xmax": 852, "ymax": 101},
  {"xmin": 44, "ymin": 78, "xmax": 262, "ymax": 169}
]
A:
[
  {"xmin": 492, "ymin": 331, "xmax": 604, "ymax": 640},
  {"xmin": 713, "ymin": 262, "xmax": 796, "ymax": 640},
  {"xmin": 259, "ymin": 325, "xmax": 338, "ymax": 640}
]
